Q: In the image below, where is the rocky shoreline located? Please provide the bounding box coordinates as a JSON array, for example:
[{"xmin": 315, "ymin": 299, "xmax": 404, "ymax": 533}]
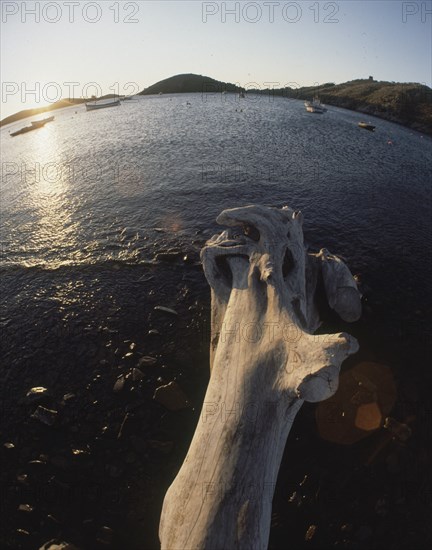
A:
[
  {"xmin": 1, "ymin": 253, "xmax": 431, "ymax": 549},
  {"xmin": 0, "ymin": 259, "xmax": 210, "ymax": 550},
  {"xmin": 322, "ymin": 99, "xmax": 432, "ymax": 136}
]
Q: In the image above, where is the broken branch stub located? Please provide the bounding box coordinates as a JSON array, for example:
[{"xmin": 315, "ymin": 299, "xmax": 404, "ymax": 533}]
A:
[{"xmin": 159, "ymin": 205, "xmax": 361, "ymax": 550}]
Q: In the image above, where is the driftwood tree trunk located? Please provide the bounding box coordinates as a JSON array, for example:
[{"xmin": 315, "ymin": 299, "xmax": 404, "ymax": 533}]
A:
[{"xmin": 159, "ymin": 205, "xmax": 361, "ymax": 550}]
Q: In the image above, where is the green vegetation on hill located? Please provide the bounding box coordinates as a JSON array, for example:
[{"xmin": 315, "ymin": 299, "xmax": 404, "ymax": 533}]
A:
[
  {"xmin": 262, "ymin": 79, "xmax": 432, "ymax": 134},
  {"xmin": 138, "ymin": 73, "xmax": 243, "ymax": 95}
]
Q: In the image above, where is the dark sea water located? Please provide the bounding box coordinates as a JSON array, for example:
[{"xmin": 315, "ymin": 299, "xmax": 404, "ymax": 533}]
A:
[{"xmin": 1, "ymin": 93, "xmax": 431, "ymax": 549}]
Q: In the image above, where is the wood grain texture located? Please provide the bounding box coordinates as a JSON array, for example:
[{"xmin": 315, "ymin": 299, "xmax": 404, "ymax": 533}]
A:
[{"xmin": 159, "ymin": 205, "xmax": 361, "ymax": 550}]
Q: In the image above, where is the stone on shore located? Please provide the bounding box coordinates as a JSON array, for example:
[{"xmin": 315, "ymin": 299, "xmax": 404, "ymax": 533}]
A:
[
  {"xmin": 153, "ymin": 381, "xmax": 190, "ymax": 411},
  {"xmin": 31, "ymin": 406, "xmax": 58, "ymax": 426}
]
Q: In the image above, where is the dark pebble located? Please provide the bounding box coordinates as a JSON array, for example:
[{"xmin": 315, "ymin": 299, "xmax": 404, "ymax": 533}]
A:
[
  {"xmin": 154, "ymin": 305, "xmax": 178, "ymax": 316},
  {"xmin": 26, "ymin": 386, "xmax": 50, "ymax": 403},
  {"xmin": 31, "ymin": 406, "xmax": 58, "ymax": 426},
  {"xmin": 137, "ymin": 356, "xmax": 157, "ymax": 367}
]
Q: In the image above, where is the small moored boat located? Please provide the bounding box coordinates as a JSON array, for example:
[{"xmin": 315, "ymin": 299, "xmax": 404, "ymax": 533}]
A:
[
  {"xmin": 358, "ymin": 121, "xmax": 376, "ymax": 131},
  {"xmin": 31, "ymin": 115, "xmax": 55, "ymax": 127},
  {"xmin": 10, "ymin": 116, "xmax": 55, "ymax": 137},
  {"xmin": 85, "ymin": 99, "xmax": 120, "ymax": 111},
  {"xmin": 304, "ymin": 97, "xmax": 327, "ymax": 114}
]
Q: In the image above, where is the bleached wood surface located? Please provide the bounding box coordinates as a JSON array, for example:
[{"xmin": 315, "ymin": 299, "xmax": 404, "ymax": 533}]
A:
[{"xmin": 159, "ymin": 205, "xmax": 361, "ymax": 550}]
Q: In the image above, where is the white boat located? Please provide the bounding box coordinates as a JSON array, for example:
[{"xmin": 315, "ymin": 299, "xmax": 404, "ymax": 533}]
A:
[
  {"xmin": 85, "ymin": 99, "xmax": 120, "ymax": 111},
  {"xmin": 304, "ymin": 97, "xmax": 327, "ymax": 114}
]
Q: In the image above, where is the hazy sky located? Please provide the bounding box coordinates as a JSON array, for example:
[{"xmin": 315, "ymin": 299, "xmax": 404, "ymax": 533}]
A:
[{"xmin": 1, "ymin": 0, "xmax": 431, "ymax": 118}]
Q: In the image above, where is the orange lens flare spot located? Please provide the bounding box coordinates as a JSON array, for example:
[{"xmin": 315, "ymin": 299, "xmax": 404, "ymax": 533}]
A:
[{"xmin": 354, "ymin": 402, "xmax": 382, "ymax": 431}]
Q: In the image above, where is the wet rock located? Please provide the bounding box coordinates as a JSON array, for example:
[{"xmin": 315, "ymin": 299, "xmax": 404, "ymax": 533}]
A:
[
  {"xmin": 153, "ymin": 381, "xmax": 190, "ymax": 411},
  {"xmin": 137, "ymin": 356, "xmax": 157, "ymax": 367},
  {"xmin": 17, "ymin": 473, "xmax": 29, "ymax": 484},
  {"xmin": 18, "ymin": 503, "xmax": 34, "ymax": 513},
  {"xmin": 148, "ymin": 329, "xmax": 161, "ymax": 336},
  {"xmin": 4, "ymin": 442, "xmax": 15, "ymax": 449},
  {"xmin": 130, "ymin": 368, "xmax": 144, "ymax": 381},
  {"xmin": 31, "ymin": 406, "xmax": 58, "ymax": 426},
  {"xmin": 71, "ymin": 448, "xmax": 90, "ymax": 457},
  {"xmin": 288, "ymin": 491, "xmax": 302, "ymax": 506},
  {"xmin": 304, "ymin": 524, "xmax": 317, "ymax": 541},
  {"xmin": 113, "ymin": 375, "xmax": 126, "ymax": 393},
  {"xmin": 61, "ymin": 393, "xmax": 76, "ymax": 406},
  {"xmin": 154, "ymin": 306, "xmax": 178, "ymax": 316},
  {"xmin": 26, "ymin": 386, "xmax": 50, "ymax": 403}
]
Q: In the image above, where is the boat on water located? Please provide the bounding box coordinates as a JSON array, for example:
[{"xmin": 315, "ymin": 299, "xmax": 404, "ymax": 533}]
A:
[
  {"xmin": 358, "ymin": 121, "xmax": 376, "ymax": 131},
  {"xmin": 85, "ymin": 99, "xmax": 120, "ymax": 111},
  {"xmin": 31, "ymin": 115, "xmax": 55, "ymax": 127},
  {"xmin": 10, "ymin": 116, "xmax": 55, "ymax": 137},
  {"xmin": 304, "ymin": 97, "xmax": 327, "ymax": 114},
  {"xmin": 239, "ymin": 91, "xmax": 246, "ymax": 99}
]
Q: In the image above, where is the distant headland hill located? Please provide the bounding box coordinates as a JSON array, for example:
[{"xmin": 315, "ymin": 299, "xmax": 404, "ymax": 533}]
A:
[
  {"xmin": 138, "ymin": 73, "xmax": 243, "ymax": 95},
  {"xmin": 1, "ymin": 73, "xmax": 431, "ymax": 135}
]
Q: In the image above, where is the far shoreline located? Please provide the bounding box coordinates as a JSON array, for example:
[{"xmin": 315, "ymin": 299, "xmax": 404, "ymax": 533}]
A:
[{"xmin": 1, "ymin": 90, "xmax": 431, "ymax": 138}]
